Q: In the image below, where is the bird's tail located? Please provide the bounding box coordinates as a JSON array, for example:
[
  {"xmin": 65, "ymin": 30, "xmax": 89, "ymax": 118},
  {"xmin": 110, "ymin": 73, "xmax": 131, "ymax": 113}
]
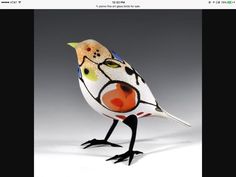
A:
[{"xmin": 154, "ymin": 106, "xmax": 191, "ymax": 127}]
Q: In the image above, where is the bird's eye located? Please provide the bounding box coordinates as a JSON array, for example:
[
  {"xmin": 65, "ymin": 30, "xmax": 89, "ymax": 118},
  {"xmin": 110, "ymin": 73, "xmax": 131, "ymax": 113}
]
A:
[
  {"xmin": 84, "ymin": 68, "xmax": 89, "ymax": 74},
  {"xmin": 104, "ymin": 60, "xmax": 121, "ymax": 68}
]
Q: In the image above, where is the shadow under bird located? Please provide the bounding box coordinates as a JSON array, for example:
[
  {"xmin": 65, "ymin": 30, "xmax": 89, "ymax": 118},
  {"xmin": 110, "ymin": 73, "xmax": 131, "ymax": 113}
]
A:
[{"xmin": 68, "ymin": 39, "xmax": 191, "ymax": 165}]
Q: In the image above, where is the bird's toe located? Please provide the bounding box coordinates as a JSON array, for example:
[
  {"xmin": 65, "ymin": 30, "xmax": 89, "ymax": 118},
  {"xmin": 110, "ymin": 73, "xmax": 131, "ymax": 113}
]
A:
[
  {"xmin": 106, "ymin": 150, "xmax": 143, "ymax": 165},
  {"xmin": 81, "ymin": 139, "xmax": 122, "ymax": 149}
]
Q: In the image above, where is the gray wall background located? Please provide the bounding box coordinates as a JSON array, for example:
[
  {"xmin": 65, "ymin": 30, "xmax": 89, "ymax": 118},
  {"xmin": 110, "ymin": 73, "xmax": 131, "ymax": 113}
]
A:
[{"xmin": 34, "ymin": 10, "xmax": 201, "ymax": 145}]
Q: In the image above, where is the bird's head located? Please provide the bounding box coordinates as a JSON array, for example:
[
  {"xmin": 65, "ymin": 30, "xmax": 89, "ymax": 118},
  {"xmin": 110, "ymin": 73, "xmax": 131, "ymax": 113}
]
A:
[
  {"xmin": 67, "ymin": 39, "xmax": 126, "ymax": 83},
  {"xmin": 67, "ymin": 39, "xmax": 112, "ymax": 65}
]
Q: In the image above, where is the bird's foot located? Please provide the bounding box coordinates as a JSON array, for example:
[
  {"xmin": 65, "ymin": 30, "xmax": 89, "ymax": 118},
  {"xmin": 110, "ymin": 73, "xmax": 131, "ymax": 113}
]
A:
[
  {"xmin": 106, "ymin": 150, "xmax": 143, "ymax": 165},
  {"xmin": 81, "ymin": 138, "xmax": 122, "ymax": 149}
]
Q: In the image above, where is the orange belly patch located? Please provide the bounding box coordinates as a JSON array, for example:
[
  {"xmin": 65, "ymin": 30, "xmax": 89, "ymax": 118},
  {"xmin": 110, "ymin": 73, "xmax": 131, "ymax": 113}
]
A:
[{"xmin": 102, "ymin": 82, "xmax": 137, "ymax": 112}]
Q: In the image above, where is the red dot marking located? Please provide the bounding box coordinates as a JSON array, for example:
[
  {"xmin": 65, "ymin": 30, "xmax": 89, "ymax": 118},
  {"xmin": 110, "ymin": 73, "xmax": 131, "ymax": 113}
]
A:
[
  {"xmin": 137, "ymin": 112, "xmax": 144, "ymax": 116},
  {"xmin": 116, "ymin": 115, "xmax": 126, "ymax": 119},
  {"xmin": 111, "ymin": 98, "xmax": 123, "ymax": 107},
  {"xmin": 142, "ymin": 113, "xmax": 152, "ymax": 117},
  {"xmin": 87, "ymin": 47, "xmax": 91, "ymax": 51}
]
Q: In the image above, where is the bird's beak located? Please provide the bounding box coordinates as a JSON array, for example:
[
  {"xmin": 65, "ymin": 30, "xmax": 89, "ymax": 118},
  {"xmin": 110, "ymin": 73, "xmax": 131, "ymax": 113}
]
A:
[{"xmin": 67, "ymin": 42, "xmax": 78, "ymax": 49}]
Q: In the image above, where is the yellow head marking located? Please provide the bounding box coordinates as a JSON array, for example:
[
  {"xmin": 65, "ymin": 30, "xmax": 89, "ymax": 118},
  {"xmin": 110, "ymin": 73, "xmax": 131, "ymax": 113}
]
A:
[{"xmin": 80, "ymin": 60, "xmax": 98, "ymax": 81}]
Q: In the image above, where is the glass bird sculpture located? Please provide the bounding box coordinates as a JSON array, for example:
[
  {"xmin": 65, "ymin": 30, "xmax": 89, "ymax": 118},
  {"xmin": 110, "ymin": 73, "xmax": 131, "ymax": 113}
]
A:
[{"xmin": 68, "ymin": 39, "xmax": 191, "ymax": 165}]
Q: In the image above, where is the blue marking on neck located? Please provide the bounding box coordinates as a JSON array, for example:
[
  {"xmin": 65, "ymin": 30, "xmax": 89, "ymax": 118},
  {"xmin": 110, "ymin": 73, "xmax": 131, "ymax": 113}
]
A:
[
  {"xmin": 111, "ymin": 50, "xmax": 123, "ymax": 62},
  {"xmin": 77, "ymin": 66, "xmax": 82, "ymax": 78}
]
